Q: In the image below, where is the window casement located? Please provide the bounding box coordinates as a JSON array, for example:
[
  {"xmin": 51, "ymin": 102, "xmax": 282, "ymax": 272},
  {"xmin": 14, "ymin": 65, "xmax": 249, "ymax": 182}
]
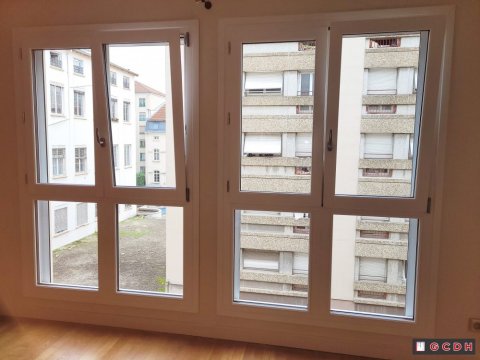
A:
[
  {"xmin": 123, "ymin": 76, "xmax": 130, "ymax": 89},
  {"xmin": 50, "ymin": 84, "xmax": 63, "ymax": 114},
  {"xmin": 123, "ymin": 101, "xmax": 130, "ymax": 122},
  {"xmin": 73, "ymin": 90, "xmax": 85, "ymax": 117},
  {"xmin": 139, "ymin": 139, "xmax": 145, "ymax": 148},
  {"xmin": 50, "ymin": 51, "xmax": 62, "ymax": 68},
  {"xmin": 73, "ymin": 58, "xmax": 84, "ymax": 75},
  {"xmin": 139, "ymin": 152, "xmax": 145, "ymax": 161},
  {"xmin": 74, "ymin": 147, "xmax": 87, "ymax": 174},
  {"xmin": 220, "ymin": 10, "xmax": 450, "ymax": 337},
  {"xmin": 153, "ymin": 170, "xmax": 160, "ymax": 183},
  {"xmin": 139, "ymin": 112, "xmax": 146, "ymax": 121},
  {"xmin": 153, "ymin": 148, "xmax": 160, "ymax": 161},
  {"xmin": 15, "ymin": 21, "xmax": 199, "ymax": 311},
  {"xmin": 139, "ymin": 98, "xmax": 146, "ymax": 107},
  {"xmin": 124, "ymin": 144, "xmax": 131, "ymax": 167}
]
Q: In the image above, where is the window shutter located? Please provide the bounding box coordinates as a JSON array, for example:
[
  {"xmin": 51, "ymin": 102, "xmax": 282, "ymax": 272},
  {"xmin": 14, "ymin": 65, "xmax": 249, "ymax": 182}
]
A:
[
  {"xmin": 364, "ymin": 134, "xmax": 393, "ymax": 158},
  {"xmin": 244, "ymin": 72, "xmax": 283, "ymax": 90},
  {"xmin": 243, "ymin": 250, "xmax": 279, "ymax": 271},
  {"xmin": 293, "ymin": 253, "xmax": 308, "ymax": 275},
  {"xmin": 295, "ymin": 133, "xmax": 312, "ymax": 156},
  {"xmin": 359, "ymin": 257, "xmax": 387, "ymax": 282},
  {"xmin": 243, "ymin": 134, "xmax": 282, "ymax": 155},
  {"xmin": 367, "ymin": 68, "xmax": 397, "ymax": 94}
]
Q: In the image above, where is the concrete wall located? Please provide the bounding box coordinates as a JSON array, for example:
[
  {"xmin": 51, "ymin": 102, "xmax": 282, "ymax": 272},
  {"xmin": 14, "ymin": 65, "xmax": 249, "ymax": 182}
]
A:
[{"xmin": 0, "ymin": 1, "xmax": 479, "ymax": 359}]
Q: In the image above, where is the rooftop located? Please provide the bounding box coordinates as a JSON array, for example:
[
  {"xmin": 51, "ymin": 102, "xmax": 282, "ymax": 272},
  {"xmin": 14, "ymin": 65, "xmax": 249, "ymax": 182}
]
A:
[{"xmin": 135, "ymin": 81, "xmax": 165, "ymax": 97}]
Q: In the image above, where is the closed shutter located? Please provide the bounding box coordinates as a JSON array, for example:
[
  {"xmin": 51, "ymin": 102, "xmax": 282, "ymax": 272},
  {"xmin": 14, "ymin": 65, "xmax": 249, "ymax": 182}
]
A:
[
  {"xmin": 76, "ymin": 203, "xmax": 88, "ymax": 227},
  {"xmin": 364, "ymin": 134, "xmax": 393, "ymax": 159},
  {"xmin": 54, "ymin": 207, "xmax": 68, "ymax": 234},
  {"xmin": 244, "ymin": 72, "xmax": 283, "ymax": 91},
  {"xmin": 293, "ymin": 253, "xmax": 309, "ymax": 275},
  {"xmin": 243, "ymin": 250, "xmax": 279, "ymax": 271},
  {"xmin": 367, "ymin": 68, "xmax": 397, "ymax": 94},
  {"xmin": 359, "ymin": 257, "xmax": 387, "ymax": 282},
  {"xmin": 295, "ymin": 133, "xmax": 312, "ymax": 157},
  {"xmin": 243, "ymin": 134, "xmax": 282, "ymax": 155}
]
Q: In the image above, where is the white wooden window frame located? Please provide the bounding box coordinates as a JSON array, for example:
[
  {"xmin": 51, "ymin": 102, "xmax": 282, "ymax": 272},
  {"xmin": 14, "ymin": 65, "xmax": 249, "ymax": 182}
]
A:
[
  {"xmin": 14, "ymin": 20, "xmax": 199, "ymax": 314},
  {"xmin": 218, "ymin": 8, "xmax": 452, "ymax": 338}
]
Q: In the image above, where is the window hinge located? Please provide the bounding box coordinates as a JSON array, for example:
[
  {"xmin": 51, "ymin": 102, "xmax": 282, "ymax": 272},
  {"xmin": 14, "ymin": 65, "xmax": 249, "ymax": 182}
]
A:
[
  {"xmin": 426, "ymin": 197, "xmax": 432, "ymax": 214},
  {"xmin": 227, "ymin": 112, "xmax": 231, "ymax": 125},
  {"xmin": 24, "ymin": 174, "xmax": 28, "ymax": 184},
  {"xmin": 19, "ymin": 48, "xmax": 23, "ymax": 60},
  {"xmin": 226, "ymin": 180, "xmax": 230, "ymax": 192},
  {"xmin": 186, "ymin": 187, "xmax": 190, "ymax": 202},
  {"xmin": 184, "ymin": 32, "xmax": 190, "ymax": 47},
  {"xmin": 228, "ymin": 42, "xmax": 231, "ymax": 54}
]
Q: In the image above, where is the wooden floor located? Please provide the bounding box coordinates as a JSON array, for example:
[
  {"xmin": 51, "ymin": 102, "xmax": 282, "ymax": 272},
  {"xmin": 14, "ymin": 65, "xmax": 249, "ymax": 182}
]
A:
[{"xmin": 0, "ymin": 317, "xmax": 375, "ymax": 360}]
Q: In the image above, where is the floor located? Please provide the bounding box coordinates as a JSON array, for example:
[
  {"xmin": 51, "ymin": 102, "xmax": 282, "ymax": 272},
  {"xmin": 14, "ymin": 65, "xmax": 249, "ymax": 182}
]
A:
[{"xmin": 0, "ymin": 317, "xmax": 377, "ymax": 360}]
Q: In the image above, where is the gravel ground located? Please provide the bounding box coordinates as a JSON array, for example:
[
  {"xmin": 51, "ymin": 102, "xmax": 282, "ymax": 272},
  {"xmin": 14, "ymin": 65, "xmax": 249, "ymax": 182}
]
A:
[{"xmin": 52, "ymin": 215, "xmax": 166, "ymax": 292}]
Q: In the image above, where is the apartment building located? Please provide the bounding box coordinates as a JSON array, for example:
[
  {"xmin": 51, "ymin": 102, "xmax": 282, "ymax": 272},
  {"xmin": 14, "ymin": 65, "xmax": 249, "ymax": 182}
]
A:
[
  {"xmin": 239, "ymin": 35, "xmax": 419, "ymax": 315},
  {"xmin": 44, "ymin": 49, "xmax": 137, "ymax": 249},
  {"xmin": 135, "ymin": 82, "xmax": 165, "ymax": 176}
]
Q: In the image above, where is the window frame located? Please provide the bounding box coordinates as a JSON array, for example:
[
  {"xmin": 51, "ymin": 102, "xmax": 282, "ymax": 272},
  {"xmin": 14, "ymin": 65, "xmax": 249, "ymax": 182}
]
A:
[
  {"xmin": 13, "ymin": 20, "xmax": 199, "ymax": 313},
  {"xmin": 218, "ymin": 10, "xmax": 451, "ymax": 337}
]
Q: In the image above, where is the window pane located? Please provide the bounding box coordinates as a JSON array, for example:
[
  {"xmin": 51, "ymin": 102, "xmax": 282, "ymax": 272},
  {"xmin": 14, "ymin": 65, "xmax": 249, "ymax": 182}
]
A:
[
  {"xmin": 107, "ymin": 43, "xmax": 178, "ymax": 188},
  {"xmin": 241, "ymin": 41, "xmax": 316, "ymax": 194},
  {"xmin": 334, "ymin": 33, "xmax": 424, "ymax": 197},
  {"xmin": 118, "ymin": 204, "xmax": 183, "ymax": 296},
  {"xmin": 36, "ymin": 201, "xmax": 98, "ymax": 288},
  {"xmin": 234, "ymin": 210, "xmax": 310, "ymax": 308},
  {"xmin": 330, "ymin": 215, "xmax": 417, "ymax": 318},
  {"xmin": 33, "ymin": 49, "xmax": 95, "ymax": 185}
]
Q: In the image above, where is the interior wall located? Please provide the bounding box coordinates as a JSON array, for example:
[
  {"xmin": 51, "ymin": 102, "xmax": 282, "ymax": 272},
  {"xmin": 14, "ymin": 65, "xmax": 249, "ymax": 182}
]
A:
[{"xmin": 0, "ymin": 0, "xmax": 479, "ymax": 358}]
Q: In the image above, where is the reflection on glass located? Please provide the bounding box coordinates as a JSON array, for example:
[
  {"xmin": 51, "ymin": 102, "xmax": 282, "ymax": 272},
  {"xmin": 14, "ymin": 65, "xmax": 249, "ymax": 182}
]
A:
[
  {"xmin": 118, "ymin": 204, "xmax": 183, "ymax": 296},
  {"xmin": 234, "ymin": 210, "xmax": 310, "ymax": 308},
  {"xmin": 334, "ymin": 33, "xmax": 423, "ymax": 197},
  {"xmin": 37, "ymin": 201, "xmax": 98, "ymax": 288},
  {"xmin": 240, "ymin": 41, "xmax": 316, "ymax": 194},
  {"xmin": 33, "ymin": 49, "xmax": 95, "ymax": 185},
  {"xmin": 331, "ymin": 215, "xmax": 417, "ymax": 318},
  {"xmin": 107, "ymin": 43, "xmax": 177, "ymax": 188}
]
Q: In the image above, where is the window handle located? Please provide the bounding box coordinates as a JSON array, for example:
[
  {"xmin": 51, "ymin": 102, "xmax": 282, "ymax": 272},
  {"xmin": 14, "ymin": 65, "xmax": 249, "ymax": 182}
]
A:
[
  {"xmin": 327, "ymin": 129, "xmax": 334, "ymax": 151},
  {"xmin": 96, "ymin": 128, "xmax": 106, "ymax": 147}
]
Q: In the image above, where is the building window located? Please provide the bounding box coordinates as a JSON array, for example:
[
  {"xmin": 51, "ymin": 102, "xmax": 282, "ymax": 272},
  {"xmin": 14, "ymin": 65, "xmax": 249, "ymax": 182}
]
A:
[
  {"xmin": 293, "ymin": 226, "xmax": 310, "ymax": 234},
  {"xmin": 295, "ymin": 133, "xmax": 312, "ymax": 157},
  {"xmin": 295, "ymin": 166, "xmax": 311, "ymax": 175},
  {"xmin": 139, "ymin": 152, "xmax": 145, "ymax": 161},
  {"xmin": 244, "ymin": 72, "xmax": 283, "ymax": 95},
  {"xmin": 153, "ymin": 170, "xmax": 160, "ymax": 183},
  {"xmin": 357, "ymin": 291, "xmax": 387, "ymax": 300},
  {"xmin": 52, "ymin": 147, "xmax": 66, "ymax": 177},
  {"xmin": 110, "ymin": 98, "xmax": 118, "ymax": 121},
  {"xmin": 298, "ymin": 41, "xmax": 316, "ymax": 51},
  {"xmin": 50, "ymin": 84, "xmax": 63, "ymax": 114},
  {"xmin": 366, "ymin": 105, "xmax": 397, "ymax": 114},
  {"xmin": 243, "ymin": 134, "xmax": 282, "ymax": 157},
  {"xmin": 298, "ymin": 72, "xmax": 314, "ymax": 96},
  {"xmin": 123, "ymin": 76, "xmax": 130, "ymax": 89},
  {"xmin": 139, "ymin": 98, "xmax": 146, "ymax": 107},
  {"xmin": 139, "ymin": 112, "xmax": 146, "ymax": 121},
  {"xmin": 73, "ymin": 90, "xmax": 85, "ymax": 117},
  {"xmin": 154, "ymin": 136, "xmax": 159, "ymax": 140},
  {"xmin": 75, "ymin": 147, "xmax": 87, "ymax": 174},
  {"xmin": 123, "ymin": 101, "xmax": 130, "ymax": 122},
  {"xmin": 76, "ymin": 203, "xmax": 88, "ymax": 227},
  {"xmin": 73, "ymin": 58, "xmax": 84, "ymax": 75},
  {"xmin": 363, "ymin": 134, "xmax": 393, "ymax": 159},
  {"xmin": 139, "ymin": 139, "xmax": 145, "ymax": 148},
  {"xmin": 113, "ymin": 144, "xmax": 119, "ymax": 168},
  {"xmin": 369, "ymin": 37, "xmax": 400, "ymax": 48},
  {"xmin": 154, "ymin": 148, "xmax": 160, "ymax": 161},
  {"xmin": 293, "ymin": 253, "xmax": 309, "ymax": 275},
  {"xmin": 366, "ymin": 68, "xmax": 397, "ymax": 95},
  {"xmin": 359, "ymin": 230, "xmax": 389, "ymax": 239},
  {"xmin": 110, "ymin": 71, "xmax": 117, "ymax": 86},
  {"xmin": 296, "ymin": 105, "xmax": 314, "ymax": 114},
  {"xmin": 358, "ymin": 258, "xmax": 387, "ymax": 282},
  {"xmin": 243, "ymin": 250, "xmax": 279, "ymax": 272},
  {"xmin": 140, "ymin": 166, "xmax": 145, "ymax": 173},
  {"xmin": 362, "ymin": 168, "xmax": 392, "ymax": 177},
  {"xmin": 124, "ymin": 144, "xmax": 131, "ymax": 167},
  {"xmin": 54, "ymin": 207, "xmax": 68, "ymax": 234},
  {"xmin": 50, "ymin": 51, "xmax": 62, "ymax": 68}
]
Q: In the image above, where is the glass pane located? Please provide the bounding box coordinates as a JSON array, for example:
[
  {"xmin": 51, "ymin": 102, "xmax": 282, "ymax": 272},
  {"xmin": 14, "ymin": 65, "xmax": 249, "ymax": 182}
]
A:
[
  {"xmin": 118, "ymin": 204, "xmax": 183, "ymax": 296},
  {"xmin": 334, "ymin": 33, "xmax": 424, "ymax": 197},
  {"xmin": 330, "ymin": 215, "xmax": 417, "ymax": 318},
  {"xmin": 234, "ymin": 210, "xmax": 310, "ymax": 308},
  {"xmin": 33, "ymin": 49, "xmax": 95, "ymax": 185},
  {"xmin": 37, "ymin": 201, "xmax": 98, "ymax": 288},
  {"xmin": 241, "ymin": 41, "xmax": 316, "ymax": 194},
  {"xmin": 107, "ymin": 43, "xmax": 178, "ymax": 188}
]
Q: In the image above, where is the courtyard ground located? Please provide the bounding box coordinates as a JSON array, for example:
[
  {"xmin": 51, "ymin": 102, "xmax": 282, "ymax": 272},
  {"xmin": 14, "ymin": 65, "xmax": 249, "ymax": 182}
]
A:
[{"xmin": 52, "ymin": 215, "xmax": 166, "ymax": 293}]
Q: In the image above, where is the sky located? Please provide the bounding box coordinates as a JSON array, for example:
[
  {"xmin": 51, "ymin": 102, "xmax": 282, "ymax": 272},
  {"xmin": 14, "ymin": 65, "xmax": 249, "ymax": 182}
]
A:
[{"xmin": 109, "ymin": 44, "xmax": 168, "ymax": 93}]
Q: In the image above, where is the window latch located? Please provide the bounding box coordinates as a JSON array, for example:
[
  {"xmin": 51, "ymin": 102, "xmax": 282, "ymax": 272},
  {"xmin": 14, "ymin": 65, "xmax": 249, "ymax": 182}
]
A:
[
  {"xmin": 96, "ymin": 128, "xmax": 106, "ymax": 147},
  {"xmin": 327, "ymin": 129, "xmax": 334, "ymax": 151}
]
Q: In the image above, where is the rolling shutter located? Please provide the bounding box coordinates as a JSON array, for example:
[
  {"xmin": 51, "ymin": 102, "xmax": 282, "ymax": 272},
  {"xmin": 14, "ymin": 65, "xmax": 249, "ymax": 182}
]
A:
[
  {"xmin": 295, "ymin": 133, "xmax": 312, "ymax": 157},
  {"xmin": 244, "ymin": 134, "xmax": 282, "ymax": 155},
  {"xmin": 367, "ymin": 68, "xmax": 397, "ymax": 94},
  {"xmin": 244, "ymin": 72, "xmax": 283, "ymax": 90},
  {"xmin": 359, "ymin": 257, "xmax": 387, "ymax": 282},
  {"xmin": 243, "ymin": 250, "xmax": 279, "ymax": 271},
  {"xmin": 293, "ymin": 253, "xmax": 309, "ymax": 275},
  {"xmin": 364, "ymin": 134, "xmax": 393, "ymax": 159}
]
